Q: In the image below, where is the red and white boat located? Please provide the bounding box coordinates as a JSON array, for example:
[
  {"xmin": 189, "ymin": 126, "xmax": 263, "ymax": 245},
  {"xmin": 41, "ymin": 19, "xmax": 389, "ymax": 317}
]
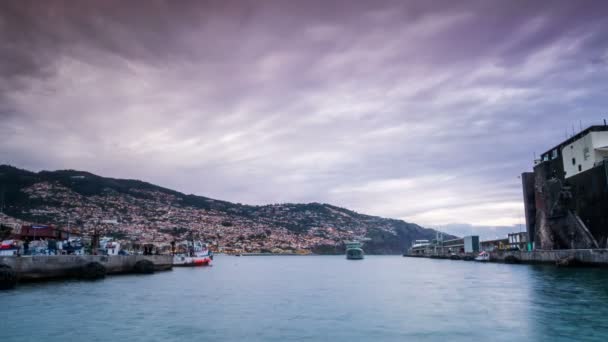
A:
[
  {"xmin": 173, "ymin": 241, "xmax": 213, "ymax": 267},
  {"xmin": 0, "ymin": 240, "xmax": 19, "ymax": 256}
]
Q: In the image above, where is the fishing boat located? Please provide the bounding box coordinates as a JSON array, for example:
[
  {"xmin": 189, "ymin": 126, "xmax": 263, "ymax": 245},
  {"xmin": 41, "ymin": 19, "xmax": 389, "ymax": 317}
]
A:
[
  {"xmin": 0, "ymin": 240, "xmax": 19, "ymax": 256},
  {"xmin": 345, "ymin": 240, "xmax": 364, "ymax": 260},
  {"xmin": 173, "ymin": 240, "xmax": 213, "ymax": 266},
  {"xmin": 474, "ymin": 251, "xmax": 490, "ymax": 262}
]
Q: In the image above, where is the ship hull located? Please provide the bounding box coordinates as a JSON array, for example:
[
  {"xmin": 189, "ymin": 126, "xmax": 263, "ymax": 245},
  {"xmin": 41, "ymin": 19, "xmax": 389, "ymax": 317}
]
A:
[{"xmin": 173, "ymin": 255, "xmax": 212, "ymax": 267}]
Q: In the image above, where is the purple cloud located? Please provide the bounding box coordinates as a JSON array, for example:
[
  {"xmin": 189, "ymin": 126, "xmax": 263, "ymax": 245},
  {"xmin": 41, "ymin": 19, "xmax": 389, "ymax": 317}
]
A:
[{"xmin": 1, "ymin": 0, "xmax": 608, "ymax": 230}]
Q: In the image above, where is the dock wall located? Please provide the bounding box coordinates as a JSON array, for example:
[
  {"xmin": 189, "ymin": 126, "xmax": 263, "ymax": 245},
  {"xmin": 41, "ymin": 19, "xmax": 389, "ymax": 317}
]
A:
[
  {"xmin": 490, "ymin": 249, "xmax": 608, "ymax": 266},
  {"xmin": 0, "ymin": 255, "xmax": 173, "ymax": 281},
  {"xmin": 405, "ymin": 249, "xmax": 608, "ymax": 266}
]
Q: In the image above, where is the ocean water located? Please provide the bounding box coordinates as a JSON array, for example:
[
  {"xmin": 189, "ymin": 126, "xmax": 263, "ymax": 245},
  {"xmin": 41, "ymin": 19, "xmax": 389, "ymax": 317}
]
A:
[{"xmin": 3, "ymin": 255, "xmax": 608, "ymax": 342}]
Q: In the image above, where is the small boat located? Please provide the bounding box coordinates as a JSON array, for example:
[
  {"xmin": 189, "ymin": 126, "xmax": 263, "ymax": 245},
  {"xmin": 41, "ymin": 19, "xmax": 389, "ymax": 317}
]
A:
[
  {"xmin": 345, "ymin": 240, "xmax": 364, "ymax": 260},
  {"xmin": 173, "ymin": 240, "xmax": 213, "ymax": 267},
  {"xmin": 474, "ymin": 251, "xmax": 490, "ymax": 262}
]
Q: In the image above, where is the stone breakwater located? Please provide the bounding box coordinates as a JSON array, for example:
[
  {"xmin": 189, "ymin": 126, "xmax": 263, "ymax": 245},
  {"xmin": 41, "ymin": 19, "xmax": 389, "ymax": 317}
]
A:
[
  {"xmin": 404, "ymin": 249, "xmax": 608, "ymax": 266},
  {"xmin": 0, "ymin": 255, "xmax": 173, "ymax": 289},
  {"xmin": 491, "ymin": 249, "xmax": 608, "ymax": 266}
]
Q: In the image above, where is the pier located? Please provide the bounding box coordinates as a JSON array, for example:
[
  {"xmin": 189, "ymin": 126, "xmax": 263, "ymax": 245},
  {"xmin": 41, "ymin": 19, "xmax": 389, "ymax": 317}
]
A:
[
  {"xmin": 0, "ymin": 255, "xmax": 172, "ymax": 288},
  {"xmin": 404, "ymin": 249, "xmax": 608, "ymax": 266}
]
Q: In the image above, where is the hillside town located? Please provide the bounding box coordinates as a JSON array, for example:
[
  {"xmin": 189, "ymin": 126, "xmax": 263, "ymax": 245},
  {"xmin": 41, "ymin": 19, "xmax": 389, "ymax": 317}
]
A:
[{"xmin": 1, "ymin": 178, "xmax": 407, "ymax": 255}]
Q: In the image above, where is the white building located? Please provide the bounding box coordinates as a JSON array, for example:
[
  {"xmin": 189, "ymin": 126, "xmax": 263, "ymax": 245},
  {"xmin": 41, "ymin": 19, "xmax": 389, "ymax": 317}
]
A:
[
  {"xmin": 561, "ymin": 129, "xmax": 608, "ymax": 178},
  {"xmin": 540, "ymin": 125, "xmax": 608, "ymax": 179}
]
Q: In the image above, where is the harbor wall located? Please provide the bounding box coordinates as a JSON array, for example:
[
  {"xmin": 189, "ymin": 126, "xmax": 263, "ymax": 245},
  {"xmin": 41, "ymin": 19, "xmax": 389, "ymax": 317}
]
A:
[
  {"xmin": 490, "ymin": 249, "xmax": 608, "ymax": 266},
  {"xmin": 0, "ymin": 255, "xmax": 173, "ymax": 281},
  {"xmin": 405, "ymin": 249, "xmax": 608, "ymax": 266}
]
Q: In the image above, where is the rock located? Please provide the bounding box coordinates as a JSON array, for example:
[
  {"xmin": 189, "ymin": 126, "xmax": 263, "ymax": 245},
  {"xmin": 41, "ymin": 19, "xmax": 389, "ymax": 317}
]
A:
[
  {"xmin": 133, "ymin": 260, "xmax": 155, "ymax": 274},
  {"xmin": 0, "ymin": 264, "xmax": 18, "ymax": 290},
  {"xmin": 79, "ymin": 262, "xmax": 106, "ymax": 280}
]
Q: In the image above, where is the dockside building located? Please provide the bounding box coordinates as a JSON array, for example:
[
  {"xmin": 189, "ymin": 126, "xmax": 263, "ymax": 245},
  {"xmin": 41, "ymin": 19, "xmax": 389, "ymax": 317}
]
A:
[{"xmin": 522, "ymin": 124, "xmax": 608, "ymax": 250}]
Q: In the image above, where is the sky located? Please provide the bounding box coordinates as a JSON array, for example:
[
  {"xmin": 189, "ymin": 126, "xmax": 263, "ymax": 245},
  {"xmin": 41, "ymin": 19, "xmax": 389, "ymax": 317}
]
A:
[{"xmin": 1, "ymin": 0, "xmax": 608, "ymax": 239}]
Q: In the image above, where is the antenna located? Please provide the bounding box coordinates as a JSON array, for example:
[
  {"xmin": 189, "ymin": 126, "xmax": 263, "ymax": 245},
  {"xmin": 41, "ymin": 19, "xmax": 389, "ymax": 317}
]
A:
[{"xmin": 580, "ymin": 120, "xmax": 583, "ymax": 131}]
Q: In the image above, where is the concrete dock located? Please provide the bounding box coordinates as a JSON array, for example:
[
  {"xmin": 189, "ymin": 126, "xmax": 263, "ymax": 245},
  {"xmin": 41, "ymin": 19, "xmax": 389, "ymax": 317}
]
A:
[
  {"xmin": 0, "ymin": 255, "xmax": 173, "ymax": 284},
  {"xmin": 404, "ymin": 249, "xmax": 608, "ymax": 266}
]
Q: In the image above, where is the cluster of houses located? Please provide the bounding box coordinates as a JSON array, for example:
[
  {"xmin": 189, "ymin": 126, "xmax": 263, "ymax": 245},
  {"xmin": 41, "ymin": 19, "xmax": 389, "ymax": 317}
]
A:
[{"xmin": 14, "ymin": 182, "xmax": 390, "ymax": 254}]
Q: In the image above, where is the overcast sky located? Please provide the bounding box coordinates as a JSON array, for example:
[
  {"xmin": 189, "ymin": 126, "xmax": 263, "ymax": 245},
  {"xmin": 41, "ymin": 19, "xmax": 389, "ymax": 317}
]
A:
[{"xmin": 1, "ymin": 0, "xmax": 607, "ymax": 238}]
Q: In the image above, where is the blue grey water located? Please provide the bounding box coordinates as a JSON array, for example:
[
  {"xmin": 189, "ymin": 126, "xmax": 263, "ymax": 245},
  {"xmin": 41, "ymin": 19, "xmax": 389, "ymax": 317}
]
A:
[{"xmin": 3, "ymin": 255, "xmax": 608, "ymax": 342}]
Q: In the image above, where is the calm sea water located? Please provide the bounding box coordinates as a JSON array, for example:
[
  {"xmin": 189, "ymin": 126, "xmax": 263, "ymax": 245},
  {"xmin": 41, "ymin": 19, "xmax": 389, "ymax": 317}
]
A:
[{"xmin": 3, "ymin": 255, "xmax": 608, "ymax": 341}]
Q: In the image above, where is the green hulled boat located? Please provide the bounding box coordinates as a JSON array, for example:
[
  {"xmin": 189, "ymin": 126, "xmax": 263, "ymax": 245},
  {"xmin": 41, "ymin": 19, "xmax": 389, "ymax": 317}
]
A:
[{"xmin": 345, "ymin": 241, "xmax": 364, "ymax": 260}]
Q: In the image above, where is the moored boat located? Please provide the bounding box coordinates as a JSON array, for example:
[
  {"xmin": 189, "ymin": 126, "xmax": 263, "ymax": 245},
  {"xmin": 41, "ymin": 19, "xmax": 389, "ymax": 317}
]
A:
[
  {"xmin": 173, "ymin": 240, "xmax": 213, "ymax": 267},
  {"xmin": 474, "ymin": 251, "xmax": 490, "ymax": 262},
  {"xmin": 345, "ymin": 240, "xmax": 364, "ymax": 260}
]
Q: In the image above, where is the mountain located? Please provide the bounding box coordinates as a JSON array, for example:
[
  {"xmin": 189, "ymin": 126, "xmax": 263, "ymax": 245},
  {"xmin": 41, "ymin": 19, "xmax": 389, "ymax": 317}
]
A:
[{"xmin": 0, "ymin": 165, "xmax": 455, "ymax": 254}]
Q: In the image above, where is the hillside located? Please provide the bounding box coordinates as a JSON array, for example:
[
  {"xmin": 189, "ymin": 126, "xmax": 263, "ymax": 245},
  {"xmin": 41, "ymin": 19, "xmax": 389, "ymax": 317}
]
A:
[{"xmin": 0, "ymin": 165, "xmax": 454, "ymax": 254}]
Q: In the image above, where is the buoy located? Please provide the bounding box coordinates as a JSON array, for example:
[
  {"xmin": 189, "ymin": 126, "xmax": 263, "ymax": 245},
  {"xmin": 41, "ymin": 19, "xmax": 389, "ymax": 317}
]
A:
[
  {"xmin": 0, "ymin": 264, "xmax": 18, "ymax": 290},
  {"xmin": 79, "ymin": 262, "xmax": 107, "ymax": 280},
  {"xmin": 133, "ymin": 260, "xmax": 155, "ymax": 274}
]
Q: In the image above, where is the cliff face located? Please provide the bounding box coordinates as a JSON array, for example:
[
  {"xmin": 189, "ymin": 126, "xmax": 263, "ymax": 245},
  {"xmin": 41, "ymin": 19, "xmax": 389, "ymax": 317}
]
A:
[
  {"xmin": 528, "ymin": 160, "xmax": 604, "ymax": 250},
  {"xmin": 0, "ymin": 165, "xmax": 452, "ymax": 254}
]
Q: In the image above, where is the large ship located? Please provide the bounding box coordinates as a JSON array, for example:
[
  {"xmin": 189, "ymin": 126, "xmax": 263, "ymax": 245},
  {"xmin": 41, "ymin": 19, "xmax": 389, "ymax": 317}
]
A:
[
  {"xmin": 345, "ymin": 240, "xmax": 364, "ymax": 260},
  {"xmin": 173, "ymin": 240, "xmax": 213, "ymax": 266}
]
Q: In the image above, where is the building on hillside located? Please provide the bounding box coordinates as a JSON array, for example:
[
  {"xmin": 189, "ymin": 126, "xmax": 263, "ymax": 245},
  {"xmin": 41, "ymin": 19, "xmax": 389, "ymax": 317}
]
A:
[{"xmin": 522, "ymin": 123, "xmax": 608, "ymax": 250}]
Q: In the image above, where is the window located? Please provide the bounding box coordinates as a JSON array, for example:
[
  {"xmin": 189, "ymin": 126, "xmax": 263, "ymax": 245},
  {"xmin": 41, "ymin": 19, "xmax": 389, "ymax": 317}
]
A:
[
  {"xmin": 578, "ymin": 165, "xmax": 582, "ymax": 172},
  {"xmin": 572, "ymin": 158, "xmax": 576, "ymax": 165}
]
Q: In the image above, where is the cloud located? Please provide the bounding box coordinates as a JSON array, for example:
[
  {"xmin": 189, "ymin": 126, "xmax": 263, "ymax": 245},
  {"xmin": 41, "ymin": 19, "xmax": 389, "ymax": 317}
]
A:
[{"xmin": 1, "ymin": 0, "xmax": 608, "ymax": 230}]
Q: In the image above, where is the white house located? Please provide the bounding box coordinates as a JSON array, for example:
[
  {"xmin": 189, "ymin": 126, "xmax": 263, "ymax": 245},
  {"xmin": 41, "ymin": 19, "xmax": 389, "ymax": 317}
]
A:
[{"xmin": 560, "ymin": 129, "xmax": 608, "ymax": 178}]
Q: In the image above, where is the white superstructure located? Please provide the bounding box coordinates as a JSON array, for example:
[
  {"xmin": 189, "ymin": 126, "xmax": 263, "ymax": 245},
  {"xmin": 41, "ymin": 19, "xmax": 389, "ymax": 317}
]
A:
[{"xmin": 561, "ymin": 130, "xmax": 608, "ymax": 178}]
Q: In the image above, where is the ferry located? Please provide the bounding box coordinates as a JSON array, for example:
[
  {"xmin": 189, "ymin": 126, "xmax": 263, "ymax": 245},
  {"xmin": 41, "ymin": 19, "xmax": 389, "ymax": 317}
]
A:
[
  {"xmin": 173, "ymin": 241, "xmax": 213, "ymax": 266},
  {"xmin": 345, "ymin": 240, "xmax": 364, "ymax": 260},
  {"xmin": 475, "ymin": 251, "xmax": 490, "ymax": 262}
]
